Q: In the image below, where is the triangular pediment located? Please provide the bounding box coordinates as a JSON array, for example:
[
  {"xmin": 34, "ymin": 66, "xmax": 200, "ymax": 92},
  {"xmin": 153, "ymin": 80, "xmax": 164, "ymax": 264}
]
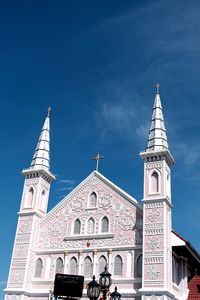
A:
[{"xmin": 38, "ymin": 171, "xmax": 143, "ymax": 251}]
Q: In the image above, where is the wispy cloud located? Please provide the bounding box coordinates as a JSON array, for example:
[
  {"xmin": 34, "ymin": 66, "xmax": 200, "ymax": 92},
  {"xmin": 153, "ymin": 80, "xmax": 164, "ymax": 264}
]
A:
[
  {"xmin": 58, "ymin": 179, "xmax": 76, "ymax": 184},
  {"xmin": 95, "ymin": 97, "xmax": 149, "ymax": 144},
  {"xmin": 57, "ymin": 179, "xmax": 76, "ymax": 195},
  {"xmin": 58, "ymin": 187, "xmax": 74, "ymax": 192}
]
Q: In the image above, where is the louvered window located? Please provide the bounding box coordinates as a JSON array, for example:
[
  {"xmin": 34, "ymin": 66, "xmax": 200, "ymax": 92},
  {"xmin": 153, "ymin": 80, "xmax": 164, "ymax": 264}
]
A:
[
  {"xmin": 114, "ymin": 255, "xmax": 122, "ymax": 276},
  {"xmin": 34, "ymin": 258, "xmax": 43, "ymax": 278},
  {"xmin": 56, "ymin": 258, "xmax": 64, "ymax": 274},
  {"xmin": 69, "ymin": 257, "xmax": 78, "ymax": 275},
  {"xmin": 89, "ymin": 192, "xmax": 97, "ymax": 207},
  {"xmin": 101, "ymin": 217, "xmax": 109, "ymax": 233},
  {"xmin": 74, "ymin": 219, "xmax": 81, "ymax": 235},
  {"xmin": 137, "ymin": 255, "xmax": 142, "ymax": 277},
  {"xmin": 84, "ymin": 256, "xmax": 93, "ymax": 277},
  {"xmin": 99, "ymin": 256, "xmax": 107, "ymax": 274}
]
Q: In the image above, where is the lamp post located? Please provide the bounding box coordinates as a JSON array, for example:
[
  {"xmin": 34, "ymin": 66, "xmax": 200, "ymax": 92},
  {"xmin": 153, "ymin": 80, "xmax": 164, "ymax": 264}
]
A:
[{"xmin": 87, "ymin": 266, "xmax": 121, "ymax": 300}]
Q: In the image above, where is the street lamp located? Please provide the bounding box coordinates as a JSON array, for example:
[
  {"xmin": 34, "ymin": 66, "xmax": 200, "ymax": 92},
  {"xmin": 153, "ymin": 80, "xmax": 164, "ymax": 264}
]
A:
[
  {"xmin": 99, "ymin": 265, "xmax": 112, "ymax": 300},
  {"xmin": 87, "ymin": 276, "xmax": 101, "ymax": 300},
  {"xmin": 87, "ymin": 266, "xmax": 121, "ymax": 300},
  {"xmin": 110, "ymin": 287, "xmax": 121, "ymax": 300}
]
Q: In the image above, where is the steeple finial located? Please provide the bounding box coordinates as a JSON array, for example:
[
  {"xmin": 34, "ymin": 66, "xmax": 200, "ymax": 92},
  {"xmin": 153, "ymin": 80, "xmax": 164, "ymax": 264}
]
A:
[
  {"xmin": 47, "ymin": 106, "xmax": 51, "ymax": 117},
  {"xmin": 156, "ymin": 82, "xmax": 160, "ymax": 94},
  {"xmin": 146, "ymin": 86, "xmax": 168, "ymax": 151},
  {"xmin": 30, "ymin": 108, "xmax": 51, "ymax": 170}
]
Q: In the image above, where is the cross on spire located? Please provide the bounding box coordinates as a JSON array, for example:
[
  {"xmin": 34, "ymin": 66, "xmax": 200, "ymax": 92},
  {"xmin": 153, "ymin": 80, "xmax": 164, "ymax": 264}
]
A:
[{"xmin": 92, "ymin": 153, "xmax": 104, "ymax": 172}]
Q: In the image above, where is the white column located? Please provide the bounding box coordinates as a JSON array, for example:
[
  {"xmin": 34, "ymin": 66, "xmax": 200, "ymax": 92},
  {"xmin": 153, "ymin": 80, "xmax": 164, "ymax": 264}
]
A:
[
  {"xmin": 45, "ymin": 255, "xmax": 52, "ymax": 278},
  {"xmin": 108, "ymin": 249, "xmax": 112, "ymax": 273},
  {"xmin": 126, "ymin": 251, "xmax": 132, "ymax": 277},
  {"xmin": 78, "ymin": 251, "xmax": 83, "ymax": 275},
  {"xmin": 93, "ymin": 250, "xmax": 97, "ymax": 277},
  {"xmin": 64, "ymin": 251, "xmax": 68, "ymax": 274}
]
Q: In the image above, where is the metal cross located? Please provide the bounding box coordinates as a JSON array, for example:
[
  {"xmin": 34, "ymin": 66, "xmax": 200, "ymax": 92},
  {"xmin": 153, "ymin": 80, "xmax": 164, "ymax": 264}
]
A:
[{"xmin": 92, "ymin": 153, "xmax": 104, "ymax": 172}]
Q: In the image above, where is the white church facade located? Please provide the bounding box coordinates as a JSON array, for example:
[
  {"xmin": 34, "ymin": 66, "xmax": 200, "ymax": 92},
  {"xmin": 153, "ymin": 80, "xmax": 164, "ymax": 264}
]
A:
[{"xmin": 4, "ymin": 88, "xmax": 200, "ymax": 300}]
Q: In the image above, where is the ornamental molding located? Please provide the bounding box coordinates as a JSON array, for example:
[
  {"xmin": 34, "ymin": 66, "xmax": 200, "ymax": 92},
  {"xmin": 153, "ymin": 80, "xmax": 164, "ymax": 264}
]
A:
[
  {"xmin": 145, "ymin": 162, "xmax": 163, "ymax": 169},
  {"xmin": 144, "ymin": 251, "xmax": 164, "ymax": 258},
  {"xmin": 144, "ymin": 280, "xmax": 164, "ymax": 287},
  {"xmin": 144, "ymin": 296, "xmax": 164, "ymax": 300},
  {"xmin": 145, "ymin": 229, "xmax": 163, "ymax": 236},
  {"xmin": 25, "ymin": 178, "xmax": 39, "ymax": 185},
  {"xmin": 145, "ymin": 223, "xmax": 163, "ymax": 230},
  {"xmin": 144, "ymin": 257, "xmax": 164, "ymax": 264},
  {"xmin": 145, "ymin": 202, "xmax": 163, "ymax": 208}
]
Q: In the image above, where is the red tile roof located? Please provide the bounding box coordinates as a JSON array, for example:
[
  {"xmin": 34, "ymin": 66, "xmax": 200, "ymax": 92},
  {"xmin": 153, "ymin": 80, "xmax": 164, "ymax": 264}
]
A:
[{"xmin": 188, "ymin": 276, "xmax": 200, "ymax": 299}]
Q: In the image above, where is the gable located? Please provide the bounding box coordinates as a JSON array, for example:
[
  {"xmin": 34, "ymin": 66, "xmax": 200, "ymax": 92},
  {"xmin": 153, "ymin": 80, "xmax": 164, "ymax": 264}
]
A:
[{"xmin": 37, "ymin": 171, "xmax": 143, "ymax": 251}]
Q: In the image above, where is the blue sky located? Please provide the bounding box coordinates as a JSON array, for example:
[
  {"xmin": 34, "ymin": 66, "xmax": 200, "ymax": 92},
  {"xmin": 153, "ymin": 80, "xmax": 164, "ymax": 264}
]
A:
[{"xmin": 1, "ymin": 0, "xmax": 200, "ymax": 296}]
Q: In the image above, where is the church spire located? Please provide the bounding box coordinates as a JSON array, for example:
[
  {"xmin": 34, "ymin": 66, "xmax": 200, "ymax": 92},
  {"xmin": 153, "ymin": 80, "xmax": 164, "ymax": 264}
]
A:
[
  {"xmin": 31, "ymin": 107, "xmax": 51, "ymax": 170},
  {"xmin": 147, "ymin": 84, "xmax": 169, "ymax": 151}
]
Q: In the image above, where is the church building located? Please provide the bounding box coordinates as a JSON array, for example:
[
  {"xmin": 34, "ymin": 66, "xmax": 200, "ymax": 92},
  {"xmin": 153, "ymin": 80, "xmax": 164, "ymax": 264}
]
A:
[{"xmin": 4, "ymin": 87, "xmax": 200, "ymax": 300}]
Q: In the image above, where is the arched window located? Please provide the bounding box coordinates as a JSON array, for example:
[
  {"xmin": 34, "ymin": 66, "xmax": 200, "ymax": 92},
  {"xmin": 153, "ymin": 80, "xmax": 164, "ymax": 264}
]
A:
[
  {"xmin": 89, "ymin": 192, "xmax": 97, "ymax": 207},
  {"xmin": 74, "ymin": 219, "xmax": 81, "ymax": 235},
  {"xmin": 40, "ymin": 190, "xmax": 46, "ymax": 211},
  {"xmin": 25, "ymin": 187, "xmax": 34, "ymax": 207},
  {"xmin": 84, "ymin": 256, "xmax": 93, "ymax": 277},
  {"xmin": 55, "ymin": 258, "xmax": 64, "ymax": 274},
  {"xmin": 101, "ymin": 217, "xmax": 109, "ymax": 233},
  {"xmin": 87, "ymin": 218, "xmax": 95, "ymax": 234},
  {"xmin": 151, "ymin": 171, "xmax": 159, "ymax": 193},
  {"xmin": 69, "ymin": 257, "xmax": 78, "ymax": 275},
  {"xmin": 99, "ymin": 256, "xmax": 107, "ymax": 274},
  {"xmin": 34, "ymin": 258, "xmax": 43, "ymax": 278},
  {"xmin": 114, "ymin": 255, "xmax": 123, "ymax": 276},
  {"xmin": 137, "ymin": 255, "xmax": 142, "ymax": 277}
]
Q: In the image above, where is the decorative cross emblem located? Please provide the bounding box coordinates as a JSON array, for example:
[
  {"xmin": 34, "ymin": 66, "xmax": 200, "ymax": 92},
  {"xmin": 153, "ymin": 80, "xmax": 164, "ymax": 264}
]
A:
[{"xmin": 92, "ymin": 153, "xmax": 104, "ymax": 172}]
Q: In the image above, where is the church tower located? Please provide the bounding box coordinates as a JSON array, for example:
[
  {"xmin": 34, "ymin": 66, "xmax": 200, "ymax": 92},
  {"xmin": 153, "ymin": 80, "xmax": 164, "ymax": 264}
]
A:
[
  {"xmin": 140, "ymin": 85, "xmax": 175, "ymax": 300},
  {"xmin": 5, "ymin": 108, "xmax": 55, "ymax": 299}
]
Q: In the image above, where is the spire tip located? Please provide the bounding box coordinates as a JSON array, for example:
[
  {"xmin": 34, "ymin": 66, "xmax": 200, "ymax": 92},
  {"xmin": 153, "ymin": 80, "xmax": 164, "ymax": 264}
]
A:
[
  {"xmin": 156, "ymin": 83, "xmax": 160, "ymax": 94},
  {"xmin": 47, "ymin": 106, "xmax": 51, "ymax": 117}
]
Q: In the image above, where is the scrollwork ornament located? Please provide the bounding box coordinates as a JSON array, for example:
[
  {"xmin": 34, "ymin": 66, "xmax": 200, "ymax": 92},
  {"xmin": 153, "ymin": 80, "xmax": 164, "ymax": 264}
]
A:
[
  {"xmin": 147, "ymin": 209, "xmax": 160, "ymax": 223},
  {"xmin": 16, "ymin": 244, "xmax": 25, "ymax": 257},
  {"xmin": 48, "ymin": 219, "xmax": 63, "ymax": 236},
  {"xmin": 118, "ymin": 215, "xmax": 135, "ymax": 230},
  {"xmin": 147, "ymin": 236, "xmax": 160, "ymax": 251},
  {"xmin": 147, "ymin": 265, "xmax": 160, "ymax": 280},
  {"xmin": 72, "ymin": 198, "xmax": 84, "ymax": 212},
  {"xmin": 99, "ymin": 193, "xmax": 112, "ymax": 208},
  {"xmin": 19, "ymin": 221, "xmax": 30, "ymax": 233}
]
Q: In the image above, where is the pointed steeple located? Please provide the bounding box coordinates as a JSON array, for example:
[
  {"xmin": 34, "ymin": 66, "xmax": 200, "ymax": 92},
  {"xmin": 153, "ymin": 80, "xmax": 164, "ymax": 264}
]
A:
[
  {"xmin": 140, "ymin": 84, "xmax": 174, "ymax": 166},
  {"xmin": 31, "ymin": 107, "xmax": 51, "ymax": 170},
  {"xmin": 147, "ymin": 83, "xmax": 168, "ymax": 151}
]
